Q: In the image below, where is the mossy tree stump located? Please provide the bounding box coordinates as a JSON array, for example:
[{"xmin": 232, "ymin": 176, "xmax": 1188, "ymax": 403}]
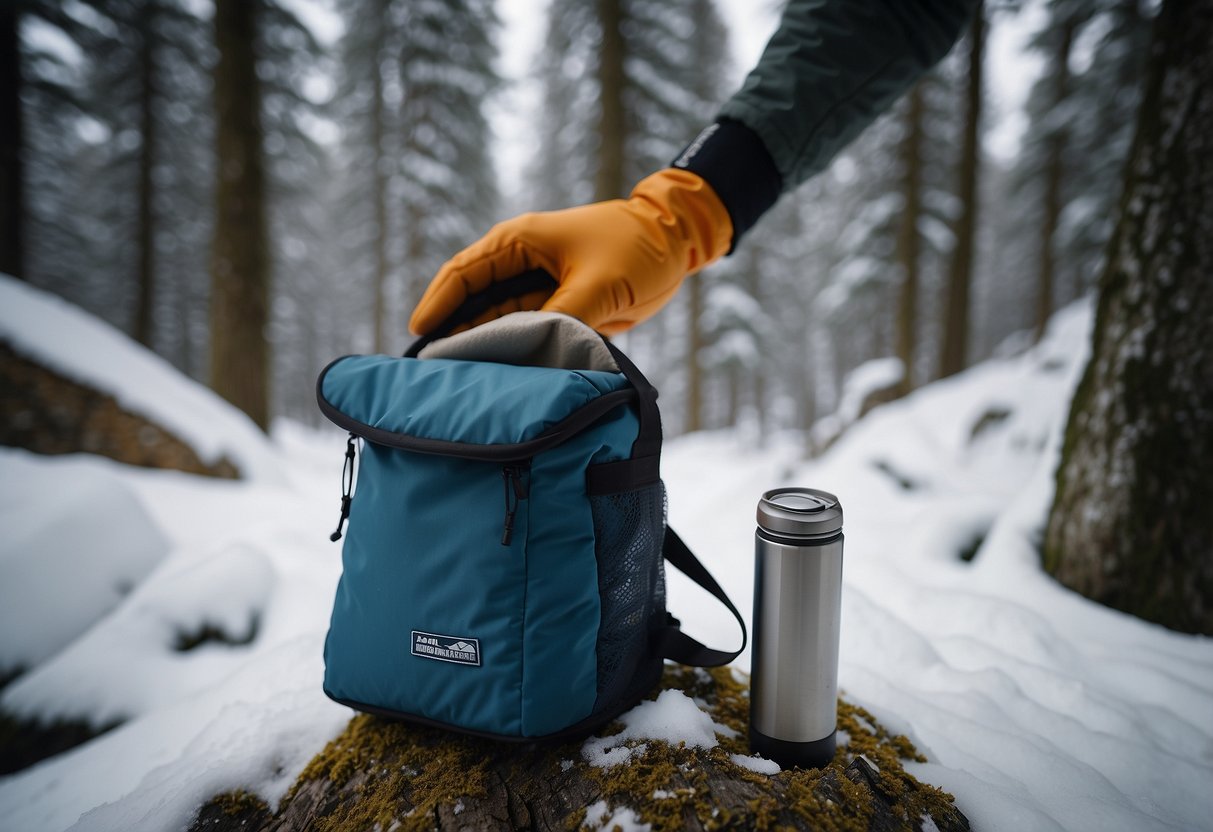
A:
[{"xmin": 192, "ymin": 667, "xmax": 968, "ymax": 831}]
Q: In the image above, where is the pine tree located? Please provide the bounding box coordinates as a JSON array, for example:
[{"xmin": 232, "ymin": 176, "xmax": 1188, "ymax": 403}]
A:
[
  {"xmin": 1012, "ymin": 0, "xmax": 1153, "ymax": 341},
  {"xmin": 334, "ymin": 0, "xmax": 391, "ymax": 353},
  {"xmin": 15, "ymin": 1, "xmax": 213, "ymax": 369},
  {"xmin": 894, "ymin": 85, "xmax": 926, "ymax": 396},
  {"xmin": 1033, "ymin": 3, "xmax": 1076, "ymax": 341},
  {"xmin": 939, "ymin": 1, "xmax": 985, "ymax": 379},
  {"xmin": 680, "ymin": 0, "xmax": 729, "ymax": 433},
  {"xmin": 1044, "ymin": 0, "xmax": 1213, "ymax": 634},
  {"xmin": 811, "ymin": 59, "xmax": 962, "ymax": 408},
  {"xmin": 527, "ymin": 0, "xmax": 730, "ymax": 433},
  {"xmin": 210, "ymin": 0, "xmax": 270, "ymax": 430},
  {"xmin": 396, "ymin": 0, "xmax": 499, "ymax": 318}
]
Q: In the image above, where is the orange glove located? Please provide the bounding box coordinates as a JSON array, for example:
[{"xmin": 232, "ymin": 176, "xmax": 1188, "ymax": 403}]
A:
[{"xmin": 409, "ymin": 168, "xmax": 733, "ymax": 337}]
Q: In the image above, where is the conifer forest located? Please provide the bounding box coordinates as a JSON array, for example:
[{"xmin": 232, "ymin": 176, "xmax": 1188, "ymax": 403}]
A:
[
  {"xmin": 3, "ymin": 1, "xmax": 1209, "ymax": 637},
  {"xmin": 4, "ymin": 0, "xmax": 1167, "ymax": 436},
  {"xmin": 2, "ymin": 3, "xmax": 1212, "ymax": 828}
]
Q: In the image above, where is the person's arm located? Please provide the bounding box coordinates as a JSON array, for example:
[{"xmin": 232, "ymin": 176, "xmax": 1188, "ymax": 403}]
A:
[
  {"xmin": 676, "ymin": 0, "xmax": 976, "ymax": 245},
  {"xmin": 411, "ymin": 0, "xmax": 975, "ymax": 337}
]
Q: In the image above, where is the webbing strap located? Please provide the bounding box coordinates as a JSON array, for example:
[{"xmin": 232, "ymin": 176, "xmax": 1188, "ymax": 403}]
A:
[{"xmin": 654, "ymin": 527, "xmax": 748, "ymax": 667}]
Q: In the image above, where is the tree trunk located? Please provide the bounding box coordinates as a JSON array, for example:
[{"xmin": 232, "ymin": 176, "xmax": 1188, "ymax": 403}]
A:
[
  {"xmin": 0, "ymin": 6, "xmax": 24, "ymax": 280},
  {"xmin": 1044, "ymin": 0, "xmax": 1213, "ymax": 635},
  {"xmin": 133, "ymin": 7, "xmax": 158, "ymax": 348},
  {"xmin": 744, "ymin": 249, "xmax": 767, "ymax": 438},
  {"xmin": 594, "ymin": 0, "xmax": 626, "ymax": 201},
  {"xmin": 725, "ymin": 363, "xmax": 740, "ymax": 428},
  {"xmin": 1034, "ymin": 17, "xmax": 1075, "ymax": 343},
  {"xmin": 188, "ymin": 667, "xmax": 969, "ymax": 832},
  {"xmin": 370, "ymin": 2, "xmax": 389, "ymax": 354},
  {"xmin": 939, "ymin": 1, "xmax": 984, "ymax": 380},
  {"xmin": 685, "ymin": 274, "xmax": 703, "ymax": 433},
  {"xmin": 894, "ymin": 85, "xmax": 924, "ymax": 397},
  {"xmin": 210, "ymin": 0, "xmax": 270, "ymax": 431}
]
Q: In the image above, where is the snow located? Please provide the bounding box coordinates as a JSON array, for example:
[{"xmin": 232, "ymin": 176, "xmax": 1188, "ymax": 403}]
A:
[
  {"xmin": 0, "ymin": 275, "xmax": 281, "ymax": 483},
  {"xmin": 835, "ymin": 357, "xmax": 904, "ymax": 426},
  {"xmin": 1, "ymin": 296, "xmax": 1211, "ymax": 832},
  {"xmin": 0, "ymin": 453, "xmax": 170, "ymax": 674},
  {"xmin": 730, "ymin": 754, "xmax": 781, "ymax": 775},
  {"xmin": 582, "ymin": 689, "xmax": 733, "ymax": 768},
  {"xmin": 582, "ymin": 799, "xmax": 652, "ymax": 832}
]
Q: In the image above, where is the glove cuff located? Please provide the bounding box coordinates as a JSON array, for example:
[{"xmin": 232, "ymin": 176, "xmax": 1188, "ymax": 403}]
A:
[{"xmin": 671, "ymin": 118, "xmax": 782, "ymax": 251}]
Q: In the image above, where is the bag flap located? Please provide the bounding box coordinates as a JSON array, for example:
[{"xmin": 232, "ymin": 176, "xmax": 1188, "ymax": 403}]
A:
[{"xmin": 317, "ymin": 354, "xmax": 634, "ymax": 453}]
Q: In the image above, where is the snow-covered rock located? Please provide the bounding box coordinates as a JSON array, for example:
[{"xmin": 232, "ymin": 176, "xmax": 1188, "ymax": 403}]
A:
[
  {"xmin": 0, "ymin": 275, "xmax": 281, "ymax": 483},
  {"xmin": 0, "ymin": 450, "xmax": 171, "ymax": 674}
]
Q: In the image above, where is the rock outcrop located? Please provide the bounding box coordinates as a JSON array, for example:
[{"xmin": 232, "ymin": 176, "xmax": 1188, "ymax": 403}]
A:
[{"xmin": 0, "ymin": 341, "xmax": 239, "ymax": 478}]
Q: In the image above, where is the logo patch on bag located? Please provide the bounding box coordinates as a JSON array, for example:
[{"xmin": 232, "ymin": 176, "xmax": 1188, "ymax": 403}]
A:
[{"xmin": 411, "ymin": 631, "xmax": 481, "ymax": 667}]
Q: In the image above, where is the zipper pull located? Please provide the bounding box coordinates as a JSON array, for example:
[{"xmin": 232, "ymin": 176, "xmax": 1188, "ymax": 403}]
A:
[
  {"xmin": 330, "ymin": 434, "xmax": 357, "ymax": 542},
  {"xmin": 501, "ymin": 465, "xmax": 529, "ymax": 546}
]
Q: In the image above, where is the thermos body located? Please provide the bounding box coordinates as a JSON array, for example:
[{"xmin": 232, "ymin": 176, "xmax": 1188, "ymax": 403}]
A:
[{"xmin": 749, "ymin": 488, "xmax": 844, "ymax": 769}]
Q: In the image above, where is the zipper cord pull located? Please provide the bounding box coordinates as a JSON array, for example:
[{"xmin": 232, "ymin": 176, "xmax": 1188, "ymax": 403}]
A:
[
  {"xmin": 330, "ymin": 434, "xmax": 357, "ymax": 542},
  {"xmin": 501, "ymin": 465, "xmax": 528, "ymax": 546}
]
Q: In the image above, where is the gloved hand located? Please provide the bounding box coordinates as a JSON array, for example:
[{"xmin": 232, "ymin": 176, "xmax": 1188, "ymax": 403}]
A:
[{"xmin": 408, "ymin": 168, "xmax": 733, "ymax": 337}]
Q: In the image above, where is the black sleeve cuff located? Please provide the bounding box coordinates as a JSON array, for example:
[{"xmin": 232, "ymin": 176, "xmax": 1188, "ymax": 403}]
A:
[{"xmin": 670, "ymin": 118, "xmax": 783, "ymax": 251}]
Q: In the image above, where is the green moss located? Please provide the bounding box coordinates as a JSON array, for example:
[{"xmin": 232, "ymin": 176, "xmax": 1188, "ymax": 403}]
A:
[
  {"xmin": 212, "ymin": 790, "xmax": 269, "ymax": 816},
  {"xmin": 203, "ymin": 665, "xmax": 963, "ymax": 831},
  {"xmin": 286, "ymin": 715, "xmax": 495, "ymax": 832},
  {"xmin": 579, "ymin": 666, "xmax": 959, "ymax": 832}
]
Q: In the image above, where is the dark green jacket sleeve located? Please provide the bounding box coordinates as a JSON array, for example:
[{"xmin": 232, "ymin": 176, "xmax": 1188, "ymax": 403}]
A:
[{"xmin": 674, "ymin": 0, "xmax": 975, "ymax": 243}]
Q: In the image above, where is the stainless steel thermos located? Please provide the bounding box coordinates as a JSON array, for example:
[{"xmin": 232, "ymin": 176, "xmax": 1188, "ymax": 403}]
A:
[{"xmin": 749, "ymin": 487, "xmax": 844, "ymax": 769}]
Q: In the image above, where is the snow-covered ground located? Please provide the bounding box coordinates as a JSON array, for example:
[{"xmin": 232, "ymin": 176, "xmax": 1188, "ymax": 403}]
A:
[{"xmin": 1, "ymin": 297, "xmax": 1211, "ymax": 832}]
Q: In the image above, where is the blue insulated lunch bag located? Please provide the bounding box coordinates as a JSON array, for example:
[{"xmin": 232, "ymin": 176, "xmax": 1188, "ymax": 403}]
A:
[{"xmin": 317, "ymin": 292, "xmax": 745, "ymax": 741}]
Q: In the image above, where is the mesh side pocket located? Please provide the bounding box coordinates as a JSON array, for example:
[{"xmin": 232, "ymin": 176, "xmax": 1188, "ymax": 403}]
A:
[{"xmin": 590, "ymin": 481, "xmax": 667, "ymax": 711}]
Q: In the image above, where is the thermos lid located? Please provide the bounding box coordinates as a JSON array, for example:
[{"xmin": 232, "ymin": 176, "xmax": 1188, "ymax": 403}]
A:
[{"xmin": 757, "ymin": 487, "xmax": 843, "ymax": 539}]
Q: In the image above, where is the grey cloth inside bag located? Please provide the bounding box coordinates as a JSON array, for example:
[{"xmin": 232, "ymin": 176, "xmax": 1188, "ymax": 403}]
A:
[{"xmin": 416, "ymin": 311, "xmax": 620, "ymax": 373}]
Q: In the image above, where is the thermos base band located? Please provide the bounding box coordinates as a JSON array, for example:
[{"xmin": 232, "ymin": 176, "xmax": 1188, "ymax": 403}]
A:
[{"xmin": 749, "ymin": 727, "xmax": 836, "ymax": 770}]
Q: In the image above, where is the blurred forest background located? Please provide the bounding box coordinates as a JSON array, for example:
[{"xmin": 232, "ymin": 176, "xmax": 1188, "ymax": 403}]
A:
[{"xmin": 1, "ymin": 0, "xmax": 1156, "ymax": 443}]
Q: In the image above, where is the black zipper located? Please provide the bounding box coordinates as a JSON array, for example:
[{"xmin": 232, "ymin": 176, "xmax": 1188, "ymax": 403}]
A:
[
  {"xmin": 330, "ymin": 433, "xmax": 357, "ymax": 542},
  {"xmin": 500, "ymin": 463, "xmax": 530, "ymax": 546}
]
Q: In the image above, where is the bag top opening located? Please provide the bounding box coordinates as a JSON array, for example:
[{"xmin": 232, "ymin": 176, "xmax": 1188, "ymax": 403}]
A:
[{"xmin": 417, "ymin": 312, "xmax": 620, "ymax": 374}]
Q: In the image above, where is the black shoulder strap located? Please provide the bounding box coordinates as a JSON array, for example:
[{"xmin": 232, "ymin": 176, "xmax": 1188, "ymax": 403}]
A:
[{"xmin": 653, "ymin": 527, "xmax": 748, "ymax": 667}]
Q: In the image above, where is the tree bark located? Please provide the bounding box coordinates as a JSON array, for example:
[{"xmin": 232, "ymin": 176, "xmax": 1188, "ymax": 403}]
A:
[
  {"xmin": 0, "ymin": 6, "xmax": 25, "ymax": 280},
  {"xmin": 939, "ymin": 1, "xmax": 984, "ymax": 380},
  {"xmin": 1034, "ymin": 16, "xmax": 1075, "ymax": 343},
  {"xmin": 1044, "ymin": 0, "xmax": 1213, "ymax": 635},
  {"xmin": 134, "ymin": 6, "xmax": 158, "ymax": 348},
  {"xmin": 210, "ymin": 0, "xmax": 270, "ymax": 431},
  {"xmin": 594, "ymin": 0, "xmax": 626, "ymax": 201},
  {"xmin": 894, "ymin": 85, "xmax": 924, "ymax": 396}
]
